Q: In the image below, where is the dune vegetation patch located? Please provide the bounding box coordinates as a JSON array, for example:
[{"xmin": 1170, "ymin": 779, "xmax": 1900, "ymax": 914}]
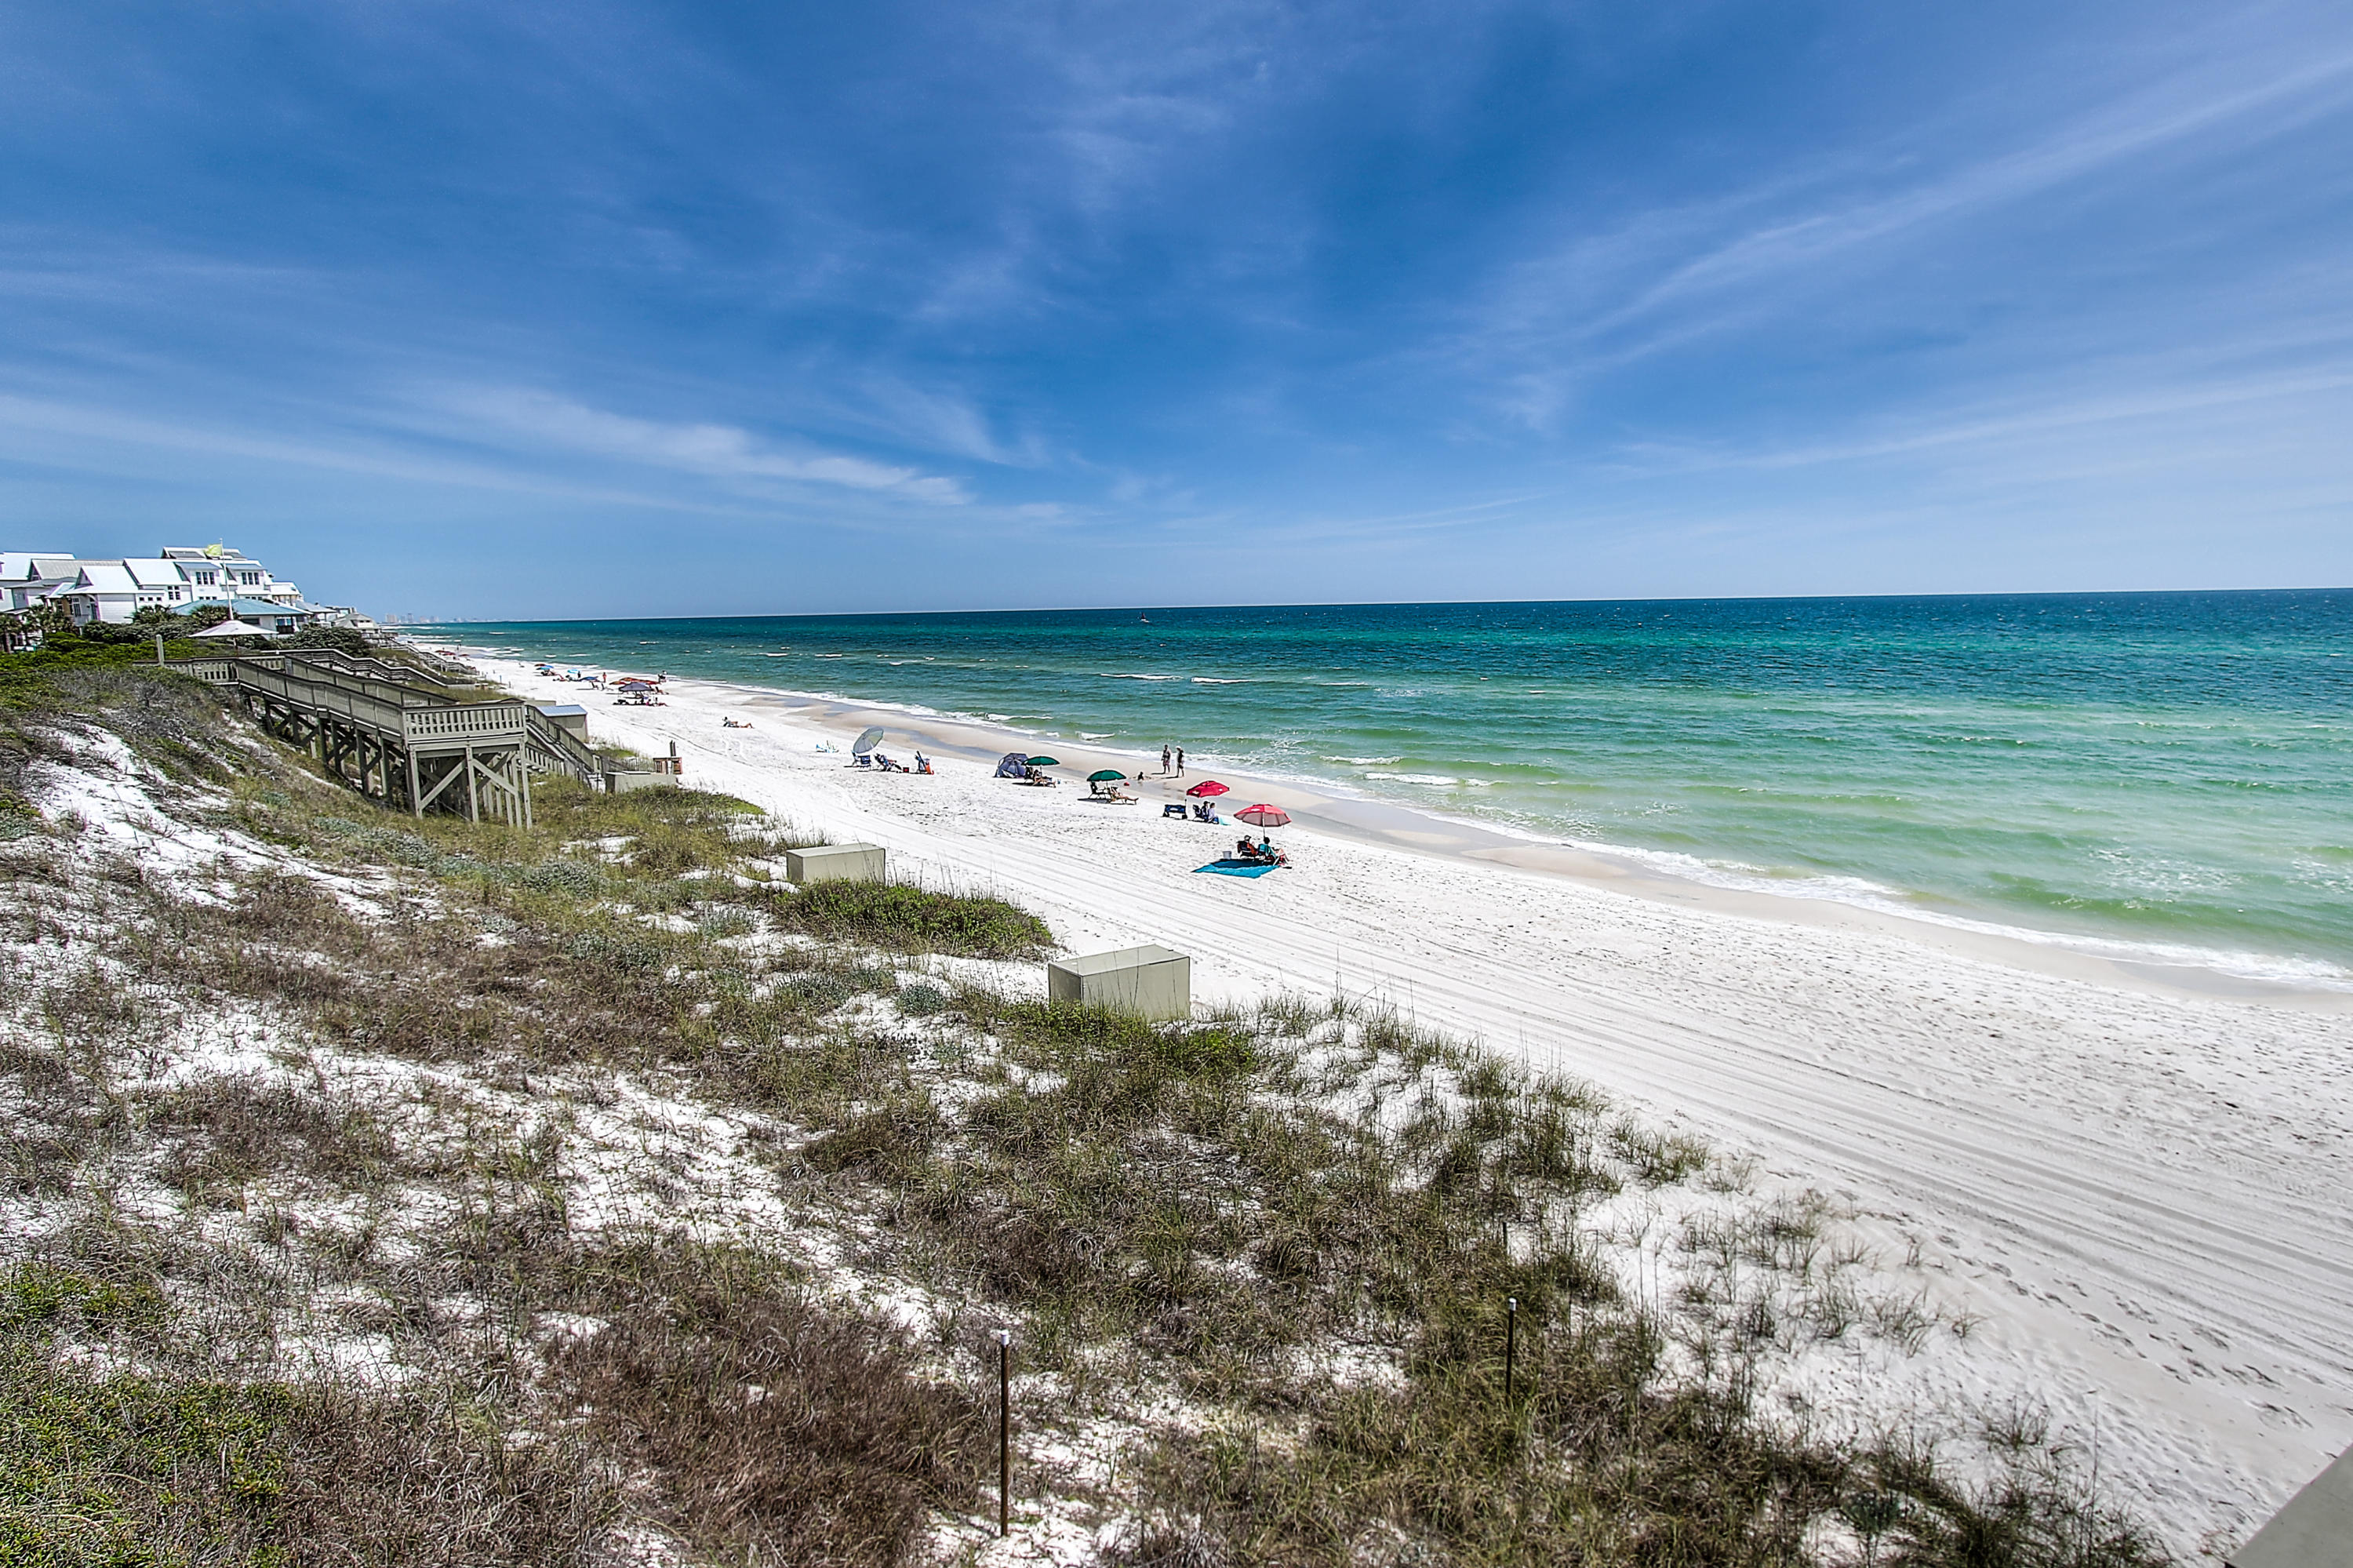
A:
[{"xmin": 760, "ymin": 877, "xmax": 1053, "ymax": 959}]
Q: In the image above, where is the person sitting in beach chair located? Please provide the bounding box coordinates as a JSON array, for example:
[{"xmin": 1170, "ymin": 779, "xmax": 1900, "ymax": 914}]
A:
[
  {"xmin": 1021, "ymin": 766, "xmax": 1056, "ymax": 786},
  {"xmin": 1257, "ymin": 835, "xmax": 1289, "ymax": 866},
  {"xmin": 1192, "ymin": 802, "xmax": 1220, "ymax": 824},
  {"xmin": 722, "ymin": 716, "xmax": 750, "ymax": 729}
]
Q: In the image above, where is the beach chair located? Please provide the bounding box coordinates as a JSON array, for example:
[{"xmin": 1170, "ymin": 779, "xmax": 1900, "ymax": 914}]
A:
[
  {"xmin": 1163, "ymin": 802, "xmax": 1187, "ymax": 817},
  {"xmin": 853, "ymin": 752, "xmax": 873, "ymax": 768}
]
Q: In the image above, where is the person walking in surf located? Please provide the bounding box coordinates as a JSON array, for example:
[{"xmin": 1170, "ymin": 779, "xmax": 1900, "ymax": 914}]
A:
[{"xmin": 1162, "ymin": 744, "xmax": 1172, "ymax": 775}]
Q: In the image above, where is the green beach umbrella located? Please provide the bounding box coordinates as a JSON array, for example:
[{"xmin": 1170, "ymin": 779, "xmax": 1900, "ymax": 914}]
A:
[
  {"xmin": 1087, "ymin": 769, "xmax": 1126, "ymax": 783},
  {"xmin": 1027, "ymin": 755, "xmax": 1060, "ymax": 766}
]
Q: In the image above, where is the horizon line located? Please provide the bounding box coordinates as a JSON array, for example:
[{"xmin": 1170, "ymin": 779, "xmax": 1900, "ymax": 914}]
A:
[{"xmin": 421, "ymin": 582, "xmax": 2353, "ymax": 626}]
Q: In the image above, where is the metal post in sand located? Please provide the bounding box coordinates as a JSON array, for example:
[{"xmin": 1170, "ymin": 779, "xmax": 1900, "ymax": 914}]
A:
[
  {"xmin": 1505, "ymin": 1297, "xmax": 1518, "ymax": 1411},
  {"xmin": 996, "ymin": 1329, "xmax": 1011, "ymax": 1537}
]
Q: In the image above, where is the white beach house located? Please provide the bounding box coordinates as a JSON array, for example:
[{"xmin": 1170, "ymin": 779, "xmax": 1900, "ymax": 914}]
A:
[
  {"xmin": 1, "ymin": 544, "xmax": 330, "ymax": 628},
  {"xmin": 159, "ymin": 546, "xmax": 306, "ymax": 609},
  {"xmin": 1, "ymin": 553, "xmax": 78, "ymax": 613}
]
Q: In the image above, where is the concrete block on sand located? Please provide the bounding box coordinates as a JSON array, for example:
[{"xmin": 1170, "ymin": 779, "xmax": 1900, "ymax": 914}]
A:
[
  {"xmin": 604, "ymin": 766, "xmax": 677, "ymax": 794},
  {"xmin": 2230, "ymin": 1445, "xmax": 2353, "ymax": 1568},
  {"xmin": 785, "ymin": 842, "xmax": 888, "ymax": 884},
  {"xmin": 1047, "ymin": 944, "xmax": 1191, "ymax": 1021}
]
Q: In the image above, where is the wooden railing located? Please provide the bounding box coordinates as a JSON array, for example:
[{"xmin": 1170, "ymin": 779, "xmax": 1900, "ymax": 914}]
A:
[
  {"xmin": 168, "ymin": 653, "xmax": 606, "ymax": 783},
  {"xmin": 402, "ymin": 702, "xmax": 529, "ymax": 742},
  {"xmin": 278, "ymin": 646, "xmax": 472, "ymax": 693},
  {"xmin": 223, "ymin": 663, "xmax": 446, "ymax": 737}
]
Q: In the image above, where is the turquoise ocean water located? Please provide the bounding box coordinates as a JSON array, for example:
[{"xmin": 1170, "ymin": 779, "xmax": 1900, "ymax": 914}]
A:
[{"xmin": 439, "ymin": 591, "xmax": 2353, "ymax": 982}]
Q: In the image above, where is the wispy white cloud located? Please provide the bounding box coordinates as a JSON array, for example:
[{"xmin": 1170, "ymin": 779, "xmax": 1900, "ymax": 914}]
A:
[
  {"xmin": 1604, "ymin": 53, "xmax": 2353, "ymax": 338},
  {"xmin": 846, "ymin": 374, "xmax": 1049, "ymax": 467},
  {"xmin": 1454, "ymin": 35, "xmax": 2353, "ymax": 430},
  {"xmin": 0, "ymin": 390, "xmax": 762, "ymax": 515},
  {"xmin": 444, "ymin": 388, "xmax": 971, "ymax": 504}
]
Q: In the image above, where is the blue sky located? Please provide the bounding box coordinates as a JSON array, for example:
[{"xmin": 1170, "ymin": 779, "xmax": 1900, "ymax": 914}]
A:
[{"xmin": 4, "ymin": 0, "xmax": 2350, "ymax": 619}]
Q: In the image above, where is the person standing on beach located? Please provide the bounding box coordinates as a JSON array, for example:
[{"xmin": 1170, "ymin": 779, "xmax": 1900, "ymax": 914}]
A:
[
  {"xmin": 1176, "ymin": 747, "xmax": 1186, "ymax": 777},
  {"xmin": 1162, "ymin": 744, "xmax": 1172, "ymax": 775}
]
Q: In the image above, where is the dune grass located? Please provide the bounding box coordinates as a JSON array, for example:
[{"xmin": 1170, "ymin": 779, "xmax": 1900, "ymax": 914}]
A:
[
  {"xmin": 759, "ymin": 876, "xmax": 1053, "ymax": 958},
  {"xmin": 0, "ymin": 1263, "xmax": 609, "ymax": 1568}
]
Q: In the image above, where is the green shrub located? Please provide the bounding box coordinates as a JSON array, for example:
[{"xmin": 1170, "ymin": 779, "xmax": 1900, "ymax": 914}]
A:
[
  {"xmin": 783, "ymin": 973, "xmax": 856, "ymax": 1012},
  {"xmin": 0, "ymin": 1264, "xmax": 162, "ymax": 1333},
  {"xmin": 566, "ymin": 930, "xmax": 662, "ymax": 973},
  {"xmin": 695, "ymin": 905, "xmax": 755, "ymax": 939},
  {"xmin": 765, "ymin": 880, "xmax": 1049, "ymax": 958},
  {"xmin": 285, "ymin": 626, "xmax": 373, "ymax": 657},
  {"xmin": 894, "ymin": 981, "xmax": 950, "ymax": 1017}
]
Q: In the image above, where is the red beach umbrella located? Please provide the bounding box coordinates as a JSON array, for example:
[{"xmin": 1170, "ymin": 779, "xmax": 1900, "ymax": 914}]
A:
[
  {"xmin": 1235, "ymin": 804, "xmax": 1290, "ymax": 828},
  {"xmin": 1185, "ymin": 780, "xmax": 1230, "ymax": 798}
]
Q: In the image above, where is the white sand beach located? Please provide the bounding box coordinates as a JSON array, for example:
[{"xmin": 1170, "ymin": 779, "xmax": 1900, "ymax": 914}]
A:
[{"xmin": 477, "ymin": 652, "xmax": 2353, "ymax": 1552}]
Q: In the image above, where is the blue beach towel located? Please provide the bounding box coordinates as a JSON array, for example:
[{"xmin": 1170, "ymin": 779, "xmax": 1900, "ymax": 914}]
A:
[{"xmin": 1195, "ymin": 858, "xmax": 1282, "ymax": 878}]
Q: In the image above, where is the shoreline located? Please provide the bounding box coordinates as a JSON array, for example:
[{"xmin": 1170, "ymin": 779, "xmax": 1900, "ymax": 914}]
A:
[{"xmin": 467, "ymin": 642, "xmax": 2353, "ymax": 1013}]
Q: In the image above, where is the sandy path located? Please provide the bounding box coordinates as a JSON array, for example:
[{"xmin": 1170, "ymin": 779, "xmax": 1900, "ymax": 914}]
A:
[{"xmin": 489, "ymin": 656, "xmax": 2351, "ymax": 1550}]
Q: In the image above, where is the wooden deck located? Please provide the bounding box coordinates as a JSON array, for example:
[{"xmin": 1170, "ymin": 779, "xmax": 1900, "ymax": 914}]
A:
[{"xmin": 168, "ymin": 653, "xmax": 606, "ymax": 826}]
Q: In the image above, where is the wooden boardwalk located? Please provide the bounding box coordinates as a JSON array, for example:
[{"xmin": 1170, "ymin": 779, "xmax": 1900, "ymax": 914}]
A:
[{"xmin": 169, "ymin": 651, "xmax": 606, "ymax": 826}]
